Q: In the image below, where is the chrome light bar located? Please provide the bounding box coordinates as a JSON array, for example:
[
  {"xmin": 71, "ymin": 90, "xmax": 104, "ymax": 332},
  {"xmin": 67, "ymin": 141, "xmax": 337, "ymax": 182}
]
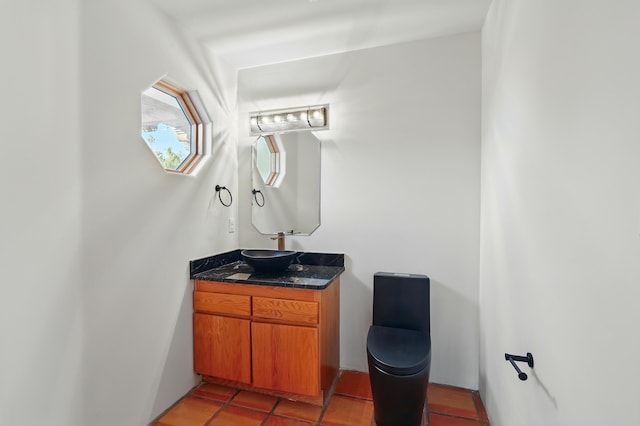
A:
[{"xmin": 249, "ymin": 105, "xmax": 329, "ymax": 135}]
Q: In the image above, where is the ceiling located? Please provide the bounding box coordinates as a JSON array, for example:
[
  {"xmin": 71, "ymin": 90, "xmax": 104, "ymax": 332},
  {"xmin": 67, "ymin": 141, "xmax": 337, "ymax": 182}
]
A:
[{"xmin": 152, "ymin": 0, "xmax": 491, "ymax": 70}]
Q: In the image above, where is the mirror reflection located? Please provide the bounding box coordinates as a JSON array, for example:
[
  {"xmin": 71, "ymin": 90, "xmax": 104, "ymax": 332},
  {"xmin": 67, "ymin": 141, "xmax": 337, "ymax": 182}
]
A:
[
  {"xmin": 251, "ymin": 132, "xmax": 321, "ymax": 235},
  {"xmin": 255, "ymin": 135, "xmax": 285, "ymax": 187}
]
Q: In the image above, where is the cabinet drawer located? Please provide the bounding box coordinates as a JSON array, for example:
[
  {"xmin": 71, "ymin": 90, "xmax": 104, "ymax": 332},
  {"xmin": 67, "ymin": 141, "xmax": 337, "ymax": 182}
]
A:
[
  {"xmin": 194, "ymin": 291, "xmax": 251, "ymax": 316},
  {"xmin": 253, "ymin": 297, "xmax": 318, "ymax": 325}
]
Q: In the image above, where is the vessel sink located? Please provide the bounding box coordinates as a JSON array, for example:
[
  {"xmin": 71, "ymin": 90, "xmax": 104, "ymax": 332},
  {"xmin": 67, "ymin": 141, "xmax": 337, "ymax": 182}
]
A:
[{"xmin": 241, "ymin": 249, "xmax": 297, "ymax": 273}]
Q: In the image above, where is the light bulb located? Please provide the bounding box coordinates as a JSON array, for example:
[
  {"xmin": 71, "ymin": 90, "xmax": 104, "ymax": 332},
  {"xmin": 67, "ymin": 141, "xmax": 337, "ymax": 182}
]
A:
[
  {"xmin": 300, "ymin": 111, "xmax": 307, "ymax": 121},
  {"xmin": 261, "ymin": 116, "xmax": 270, "ymax": 124},
  {"xmin": 287, "ymin": 113, "xmax": 296, "ymax": 121},
  {"xmin": 312, "ymin": 110, "xmax": 322, "ymax": 119},
  {"xmin": 274, "ymin": 115, "xmax": 283, "ymax": 123},
  {"xmin": 250, "ymin": 117, "xmax": 257, "ymax": 126}
]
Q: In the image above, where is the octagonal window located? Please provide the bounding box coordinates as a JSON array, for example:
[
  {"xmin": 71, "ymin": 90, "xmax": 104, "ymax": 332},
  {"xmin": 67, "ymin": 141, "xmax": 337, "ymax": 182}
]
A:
[{"xmin": 141, "ymin": 78, "xmax": 211, "ymax": 175}]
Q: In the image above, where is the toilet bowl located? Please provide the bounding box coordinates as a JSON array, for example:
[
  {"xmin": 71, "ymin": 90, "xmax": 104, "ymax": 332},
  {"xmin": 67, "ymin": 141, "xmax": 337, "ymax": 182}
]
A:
[{"xmin": 366, "ymin": 272, "xmax": 431, "ymax": 426}]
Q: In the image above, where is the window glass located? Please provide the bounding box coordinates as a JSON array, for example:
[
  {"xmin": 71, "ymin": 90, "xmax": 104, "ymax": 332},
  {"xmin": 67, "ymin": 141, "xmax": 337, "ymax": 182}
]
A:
[
  {"xmin": 141, "ymin": 86, "xmax": 193, "ymax": 171},
  {"xmin": 256, "ymin": 136, "xmax": 272, "ymax": 184},
  {"xmin": 255, "ymin": 135, "xmax": 283, "ymax": 186}
]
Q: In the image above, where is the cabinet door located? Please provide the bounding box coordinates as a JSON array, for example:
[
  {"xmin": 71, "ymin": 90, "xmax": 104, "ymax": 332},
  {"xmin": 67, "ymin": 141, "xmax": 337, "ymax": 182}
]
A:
[
  {"xmin": 194, "ymin": 313, "xmax": 251, "ymax": 383},
  {"xmin": 251, "ymin": 322, "xmax": 319, "ymax": 396}
]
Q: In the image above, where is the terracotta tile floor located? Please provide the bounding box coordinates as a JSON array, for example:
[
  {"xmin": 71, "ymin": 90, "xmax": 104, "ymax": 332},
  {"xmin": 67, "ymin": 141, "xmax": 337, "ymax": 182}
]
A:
[{"xmin": 153, "ymin": 371, "xmax": 490, "ymax": 426}]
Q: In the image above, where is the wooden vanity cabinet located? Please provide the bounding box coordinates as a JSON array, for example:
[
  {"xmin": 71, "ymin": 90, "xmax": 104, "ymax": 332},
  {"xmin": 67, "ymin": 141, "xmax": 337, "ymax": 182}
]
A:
[{"xmin": 193, "ymin": 278, "xmax": 340, "ymax": 405}]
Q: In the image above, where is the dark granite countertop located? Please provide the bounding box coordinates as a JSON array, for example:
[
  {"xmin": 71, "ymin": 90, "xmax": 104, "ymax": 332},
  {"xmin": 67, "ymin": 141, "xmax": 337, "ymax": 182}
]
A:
[{"xmin": 190, "ymin": 249, "xmax": 345, "ymax": 290}]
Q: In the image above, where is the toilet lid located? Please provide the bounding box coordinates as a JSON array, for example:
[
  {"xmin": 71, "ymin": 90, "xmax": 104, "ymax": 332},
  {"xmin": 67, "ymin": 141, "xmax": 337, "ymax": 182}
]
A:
[{"xmin": 367, "ymin": 325, "xmax": 431, "ymax": 376}]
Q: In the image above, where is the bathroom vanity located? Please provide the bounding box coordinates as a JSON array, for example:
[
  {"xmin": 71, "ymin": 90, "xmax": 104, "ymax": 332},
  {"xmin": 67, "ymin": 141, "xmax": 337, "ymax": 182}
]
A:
[{"xmin": 190, "ymin": 250, "xmax": 344, "ymax": 405}]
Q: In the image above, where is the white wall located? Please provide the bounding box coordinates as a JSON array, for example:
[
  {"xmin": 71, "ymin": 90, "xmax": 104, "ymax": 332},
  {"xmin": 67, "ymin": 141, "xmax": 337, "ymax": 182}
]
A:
[
  {"xmin": 238, "ymin": 33, "xmax": 481, "ymax": 389},
  {"xmin": 80, "ymin": 1, "xmax": 238, "ymax": 424},
  {"xmin": 481, "ymin": 1, "xmax": 640, "ymax": 425},
  {"xmin": 0, "ymin": 1, "xmax": 84, "ymax": 425}
]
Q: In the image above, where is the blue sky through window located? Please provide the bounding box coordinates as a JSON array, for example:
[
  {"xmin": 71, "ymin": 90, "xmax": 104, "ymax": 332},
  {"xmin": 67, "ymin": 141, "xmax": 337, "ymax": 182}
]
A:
[{"xmin": 141, "ymin": 123, "xmax": 190, "ymax": 161}]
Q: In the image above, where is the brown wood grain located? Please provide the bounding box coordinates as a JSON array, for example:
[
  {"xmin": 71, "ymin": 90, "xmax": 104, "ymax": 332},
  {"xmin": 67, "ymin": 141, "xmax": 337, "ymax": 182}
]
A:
[
  {"xmin": 251, "ymin": 322, "xmax": 319, "ymax": 396},
  {"xmin": 193, "ymin": 313, "xmax": 251, "ymax": 384},
  {"xmin": 253, "ymin": 297, "xmax": 318, "ymax": 324},
  {"xmin": 195, "ymin": 280, "xmax": 319, "ymax": 302},
  {"xmin": 194, "ymin": 291, "xmax": 251, "ymax": 316},
  {"xmin": 319, "ymin": 278, "xmax": 340, "ymax": 394}
]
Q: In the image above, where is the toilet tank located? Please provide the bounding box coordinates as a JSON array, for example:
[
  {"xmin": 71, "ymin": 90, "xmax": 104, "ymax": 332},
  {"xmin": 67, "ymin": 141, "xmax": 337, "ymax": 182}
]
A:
[{"xmin": 372, "ymin": 272, "xmax": 430, "ymax": 335}]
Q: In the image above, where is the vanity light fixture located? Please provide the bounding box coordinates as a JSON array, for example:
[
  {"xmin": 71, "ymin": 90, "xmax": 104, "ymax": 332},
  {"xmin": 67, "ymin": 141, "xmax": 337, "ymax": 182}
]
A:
[{"xmin": 249, "ymin": 105, "xmax": 329, "ymax": 135}]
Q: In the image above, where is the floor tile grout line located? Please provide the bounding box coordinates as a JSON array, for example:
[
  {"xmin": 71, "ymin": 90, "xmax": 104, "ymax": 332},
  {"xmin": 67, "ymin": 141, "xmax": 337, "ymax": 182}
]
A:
[
  {"xmin": 148, "ymin": 382, "xmax": 204, "ymax": 425},
  {"xmin": 333, "ymin": 391, "xmax": 373, "ymax": 401},
  {"xmin": 193, "ymin": 384, "xmax": 325, "ymax": 425},
  {"xmin": 204, "ymin": 388, "xmax": 312, "ymax": 426},
  {"xmin": 257, "ymin": 393, "xmax": 281, "ymax": 425},
  {"xmin": 429, "ymin": 410, "xmax": 487, "ymax": 423},
  {"xmin": 428, "ymin": 410, "xmax": 481, "ymax": 422},
  {"xmin": 269, "ymin": 397, "xmax": 322, "ymax": 425},
  {"xmin": 318, "ymin": 393, "xmax": 374, "ymax": 426},
  {"xmin": 315, "ymin": 369, "xmax": 344, "ymax": 426},
  {"xmin": 201, "ymin": 388, "xmax": 241, "ymax": 426},
  {"xmin": 157, "ymin": 373, "xmax": 490, "ymax": 426},
  {"xmin": 315, "ymin": 396, "xmax": 330, "ymax": 426},
  {"xmin": 228, "ymin": 393, "xmax": 280, "ymax": 414},
  {"xmin": 427, "ymin": 387, "xmax": 482, "ymax": 422}
]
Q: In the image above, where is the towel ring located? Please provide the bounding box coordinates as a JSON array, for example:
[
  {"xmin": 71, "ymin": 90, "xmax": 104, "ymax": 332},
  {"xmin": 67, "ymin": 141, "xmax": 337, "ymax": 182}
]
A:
[
  {"xmin": 215, "ymin": 185, "xmax": 232, "ymax": 207},
  {"xmin": 252, "ymin": 189, "xmax": 265, "ymax": 207}
]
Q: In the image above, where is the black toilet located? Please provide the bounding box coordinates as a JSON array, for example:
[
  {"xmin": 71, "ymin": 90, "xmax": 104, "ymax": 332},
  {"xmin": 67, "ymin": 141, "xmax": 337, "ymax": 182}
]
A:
[{"xmin": 366, "ymin": 272, "xmax": 431, "ymax": 426}]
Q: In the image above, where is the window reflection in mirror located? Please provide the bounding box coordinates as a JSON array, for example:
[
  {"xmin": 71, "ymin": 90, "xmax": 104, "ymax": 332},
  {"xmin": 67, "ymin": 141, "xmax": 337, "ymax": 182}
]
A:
[
  {"xmin": 251, "ymin": 132, "xmax": 321, "ymax": 236},
  {"xmin": 255, "ymin": 135, "xmax": 285, "ymax": 187}
]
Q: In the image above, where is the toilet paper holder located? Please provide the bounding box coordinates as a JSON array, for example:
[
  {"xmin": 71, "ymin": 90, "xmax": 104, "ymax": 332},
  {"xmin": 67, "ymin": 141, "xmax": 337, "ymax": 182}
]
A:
[{"xmin": 505, "ymin": 352, "xmax": 534, "ymax": 381}]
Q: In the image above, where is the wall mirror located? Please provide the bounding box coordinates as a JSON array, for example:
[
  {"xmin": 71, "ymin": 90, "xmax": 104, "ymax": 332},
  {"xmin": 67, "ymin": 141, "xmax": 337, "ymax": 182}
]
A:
[{"xmin": 251, "ymin": 131, "xmax": 321, "ymax": 235}]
